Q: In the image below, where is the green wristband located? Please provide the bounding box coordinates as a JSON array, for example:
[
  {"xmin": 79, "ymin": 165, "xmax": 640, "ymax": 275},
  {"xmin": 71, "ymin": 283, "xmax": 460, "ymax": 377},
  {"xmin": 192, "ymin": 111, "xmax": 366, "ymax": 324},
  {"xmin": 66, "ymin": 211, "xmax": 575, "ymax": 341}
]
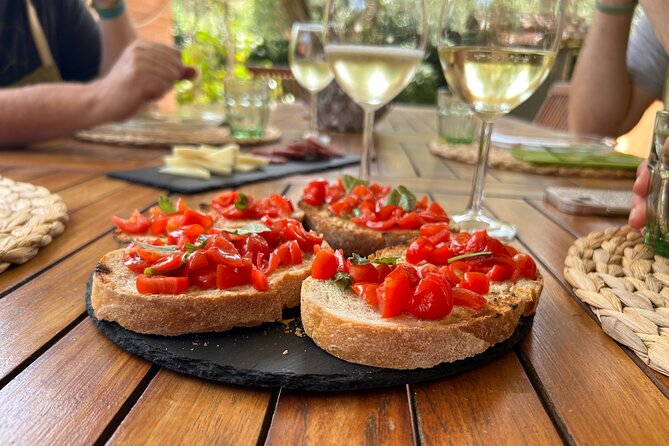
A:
[
  {"xmin": 93, "ymin": 0, "xmax": 126, "ymax": 20},
  {"xmin": 595, "ymin": 0, "xmax": 637, "ymax": 15}
]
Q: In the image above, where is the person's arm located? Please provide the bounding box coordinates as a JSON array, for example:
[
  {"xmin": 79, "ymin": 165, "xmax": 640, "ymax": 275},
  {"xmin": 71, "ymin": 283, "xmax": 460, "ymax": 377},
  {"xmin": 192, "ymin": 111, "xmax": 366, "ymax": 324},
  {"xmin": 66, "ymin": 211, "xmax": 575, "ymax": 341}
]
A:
[
  {"xmin": 568, "ymin": 1, "xmax": 656, "ymax": 137},
  {"xmin": 0, "ymin": 40, "xmax": 194, "ymax": 147},
  {"xmin": 93, "ymin": 0, "xmax": 138, "ymax": 75}
]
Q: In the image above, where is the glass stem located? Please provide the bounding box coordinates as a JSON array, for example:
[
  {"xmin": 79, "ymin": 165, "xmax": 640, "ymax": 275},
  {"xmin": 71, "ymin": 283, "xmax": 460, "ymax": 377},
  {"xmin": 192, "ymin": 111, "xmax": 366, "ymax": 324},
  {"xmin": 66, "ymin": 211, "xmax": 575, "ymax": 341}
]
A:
[
  {"xmin": 360, "ymin": 109, "xmax": 375, "ymax": 180},
  {"xmin": 467, "ymin": 120, "xmax": 494, "ymax": 213},
  {"xmin": 309, "ymin": 91, "xmax": 318, "ymax": 136}
]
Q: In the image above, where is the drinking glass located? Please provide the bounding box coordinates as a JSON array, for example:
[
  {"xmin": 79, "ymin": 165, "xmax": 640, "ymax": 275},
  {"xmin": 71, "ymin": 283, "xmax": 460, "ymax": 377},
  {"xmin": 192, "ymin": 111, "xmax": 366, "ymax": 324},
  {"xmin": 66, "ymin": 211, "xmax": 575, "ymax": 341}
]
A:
[
  {"xmin": 289, "ymin": 22, "xmax": 335, "ymax": 142},
  {"xmin": 324, "ymin": 0, "xmax": 427, "ymax": 180},
  {"xmin": 438, "ymin": 0, "xmax": 566, "ymax": 240}
]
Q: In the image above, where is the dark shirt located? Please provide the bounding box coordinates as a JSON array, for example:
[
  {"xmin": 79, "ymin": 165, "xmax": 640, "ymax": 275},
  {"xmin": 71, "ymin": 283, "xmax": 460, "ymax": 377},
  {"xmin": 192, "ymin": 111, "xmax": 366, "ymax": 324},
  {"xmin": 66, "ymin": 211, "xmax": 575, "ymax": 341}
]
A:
[{"xmin": 0, "ymin": 0, "xmax": 101, "ymax": 86}]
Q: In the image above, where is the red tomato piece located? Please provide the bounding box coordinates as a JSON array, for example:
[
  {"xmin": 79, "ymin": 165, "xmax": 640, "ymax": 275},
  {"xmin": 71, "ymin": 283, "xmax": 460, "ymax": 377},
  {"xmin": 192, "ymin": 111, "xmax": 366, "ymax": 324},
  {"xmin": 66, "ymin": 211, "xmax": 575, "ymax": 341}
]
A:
[
  {"xmin": 452, "ymin": 287, "xmax": 487, "ymax": 310},
  {"xmin": 419, "ymin": 222, "xmax": 451, "ymax": 238},
  {"xmin": 459, "ymin": 272, "xmax": 490, "ymax": 295},
  {"xmin": 251, "ymin": 266, "xmax": 269, "ymax": 291},
  {"xmin": 112, "ymin": 210, "xmax": 150, "ymax": 234},
  {"xmin": 396, "ymin": 263, "xmax": 420, "ymax": 288},
  {"xmin": 286, "ymin": 240, "xmax": 303, "ymax": 264},
  {"xmin": 448, "ymin": 261, "xmax": 472, "ymax": 279},
  {"xmin": 146, "ymin": 253, "xmax": 183, "ymax": 274},
  {"xmin": 513, "ymin": 253, "xmax": 537, "ymax": 279},
  {"xmin": 429, "ymin": 243, "xmax": 455, "ymax": 265},
  {"xmin": 465, "ymin": 230, "xmax": 488, "ymax": 253},
  {"xmin": 206, "ymin": 247, "xmax": 251, "ymax": 268},
  {"xmin": 261, "ymin": 252, "xmax": 281, "ymax": 275},
  {"xmin": 136, "ymin": 275, "xmax": 189, "ymax": 294},
  {"xmin": 486, "ymin": 264, "xmax": 509, "ymax": 282},
  {"xmin": 406, "ymin": 274, "xmax": 453, "ymax": 319},
  {"xmin": 376, "ymin": 264, "xmax": 392, "ymax": 282},
  {"xmin": 216, "ymin": 264, "xmax": 252, "ymax": 289},
  {"xmin": 311, "ymin": 249, "xmax": 338, "ymax": 280},
  {"xmin": 334, "ymin": 249, "xmax": 347, "ymax": 272},
  {"xmin": 396, "ymin": 212, "xmax": 423, "ymax": 230},
  {"xmin": 124, "ymin": 253, "xmax": 152, "ymax": 274},
  {"xmin": 150, "ymin": 216, "xmax": 169, "ymax": 235},
  {"xmin": 439, "ymin": 264, "xmax": 461, "ymax": 286},
  {"xmin": 352, "ymin": 282, "xmax": 380, "ymax": 305},
  {"xmin": 274, "ymin": 243, "xmax": 292, "ymax": 266},
  {"xmin": 182, "ymin": 208, "xmax": 213, "ymax": 228},
  {"xmin": 186, "ymin": 250, "xmax": 209, "ymax": 272},
  {"xmin": 406, "ymin": 237, "xmax": 436, "ymax": 264},
  {"xmin": 302, "ymin": 181, "xmax": 328, "ymax": 206},
  {"xmin": 377, "ymin": 267, "xmax": 411, "ymax": 318},
  {"xmin": 418, "ymin": 263, "xmax": 440, "ymax": 278},
  {"xmin": 348, "ymin": 263, "xmax": 378, "ymax": 283},
  {"xmin": 189, "ymin": 265, "xmax": 217, "ymax": 289}
]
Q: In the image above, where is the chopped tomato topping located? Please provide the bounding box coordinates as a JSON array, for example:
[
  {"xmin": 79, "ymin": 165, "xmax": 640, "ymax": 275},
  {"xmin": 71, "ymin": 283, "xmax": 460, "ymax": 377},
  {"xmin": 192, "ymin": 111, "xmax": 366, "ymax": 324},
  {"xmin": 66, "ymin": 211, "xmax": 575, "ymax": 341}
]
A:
[
  {"xmin": 136, "ymin": 275, "xmax": 188, "ymax": 294},
  {"xmin": 311, "ymin": 249, "xmax": 338, "ymax": 280},
  {"xmin": 459, "ymin": 272, "xmax": 490, "ymax": 295},
  {"xmin": 352, "ymin": 282, "xmax": 379, "ymax": 305},
  {"xmin": 452, "ymin": 287, "xmax": 487, "ymax": 310},
  {"xmin": 377, "ymin": 267, "xmax": 411, "ymax": 318},
  {"xmin": 112, "ymin": 210, "xmax": 150, "ymax": 234}
]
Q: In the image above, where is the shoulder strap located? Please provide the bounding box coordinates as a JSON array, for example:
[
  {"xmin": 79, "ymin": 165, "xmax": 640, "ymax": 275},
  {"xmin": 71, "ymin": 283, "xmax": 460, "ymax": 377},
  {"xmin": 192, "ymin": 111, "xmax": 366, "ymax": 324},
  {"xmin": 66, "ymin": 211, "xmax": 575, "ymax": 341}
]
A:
[{"xmin": 24, "ymin": 0, "xmax": 56, "ymax": 68}]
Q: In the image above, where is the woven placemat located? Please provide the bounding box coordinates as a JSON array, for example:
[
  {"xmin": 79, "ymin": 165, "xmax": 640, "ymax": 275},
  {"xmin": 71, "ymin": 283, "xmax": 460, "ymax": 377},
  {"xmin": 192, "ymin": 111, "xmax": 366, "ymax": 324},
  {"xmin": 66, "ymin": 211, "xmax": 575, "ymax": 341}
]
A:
[
  {"xmin": 564, "ymin": 226, "xmax": 669, "ymax": 376},
  {"xmin": 75, "ymin": 124, "xmax": 281, "ymax": 147},
  {"xmin": 0, "ymin": 177, "xmax": 68, "ymax": 273},
  {"xmin": 430, "ymin": 140, "xmax": 636, "ymax": 179}
]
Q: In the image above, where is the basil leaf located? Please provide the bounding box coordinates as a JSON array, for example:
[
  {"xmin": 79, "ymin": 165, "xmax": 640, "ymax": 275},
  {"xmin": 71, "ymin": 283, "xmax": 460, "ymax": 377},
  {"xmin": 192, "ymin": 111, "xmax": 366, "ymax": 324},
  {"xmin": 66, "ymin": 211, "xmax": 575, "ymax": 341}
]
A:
[
  {"xmin": 352, "ymin": 207, "xmax": 362, "ymax": 217},
  {"xmin": 341, "ymin": 174, "xmax": 369, "ymax": 194},
  {"xmin": 447, "ymin": 251, "xmax": 493, "ymax": 263},
  {"xmin": 132, "ymin": 240, "xmax": 178, "ymax": 253},
  {"xmin": 185, "ymin": 234, "xmax": 209, "ymax": 253},
  {"xmin": 350, "ymin": 253, "xmax": 370, "ymax": 265},
  {"xmin": 158, "ymin": 195, "xmax": 176, "ymax": 213},
  {"xmin": 332, "ymin": 271, "xmax": 352, "ymax": 290},
  {"xmin": 224, "ymin": 222, "xmax": 271, "ymax": 235},
  {"xmin": 234, "ymin": 192, "xmax": 249, "ymax": 210},
  {"xmin": 397, "ymin": 185, "xmax": 416, "ymax": 211},
  {"xmin": 350, "ymin": 253, "xmax": 399, "ymax": 265},
  {"xmin": 384, "ymin": 188, "xmax": 401, "ymax": 206}
]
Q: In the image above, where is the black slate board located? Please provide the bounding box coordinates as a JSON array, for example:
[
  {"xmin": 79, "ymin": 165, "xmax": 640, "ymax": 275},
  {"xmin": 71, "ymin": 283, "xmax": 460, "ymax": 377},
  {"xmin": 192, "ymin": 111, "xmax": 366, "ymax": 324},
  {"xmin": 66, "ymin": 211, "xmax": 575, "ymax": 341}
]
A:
[
  {"xmin": 107, "ymin": 155, "xmax": 360, "ymax": 194},
  {"xmin": 86, "ymin": 277, "xmax": 533, "ymax": 391}
]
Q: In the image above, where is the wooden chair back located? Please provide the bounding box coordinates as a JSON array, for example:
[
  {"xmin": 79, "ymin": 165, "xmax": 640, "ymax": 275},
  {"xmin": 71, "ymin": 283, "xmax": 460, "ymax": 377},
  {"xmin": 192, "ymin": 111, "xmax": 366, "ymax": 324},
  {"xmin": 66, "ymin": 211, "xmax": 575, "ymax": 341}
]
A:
[{"xmin": 533, "ymin": 82, "xmax": 570, "ymax": 131}]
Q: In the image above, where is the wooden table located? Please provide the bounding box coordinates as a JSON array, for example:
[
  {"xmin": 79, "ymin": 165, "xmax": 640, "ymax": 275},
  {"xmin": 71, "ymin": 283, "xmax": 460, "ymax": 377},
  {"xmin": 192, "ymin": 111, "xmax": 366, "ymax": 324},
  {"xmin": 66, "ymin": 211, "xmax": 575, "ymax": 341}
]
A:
[{"xmin": 0, "ymin": 104, "xmax": 667, "ymax": 445}]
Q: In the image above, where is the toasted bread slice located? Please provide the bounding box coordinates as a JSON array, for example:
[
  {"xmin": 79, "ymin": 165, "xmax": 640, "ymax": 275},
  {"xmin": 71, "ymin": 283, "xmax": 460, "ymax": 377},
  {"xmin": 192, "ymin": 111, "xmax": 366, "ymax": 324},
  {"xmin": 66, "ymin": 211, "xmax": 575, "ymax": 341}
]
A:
[
  {"xmin": 300, "ymin": 273, "xmax": 542, "ymax": 370},
  {"xmin": 91, "ymin": 249, "xmax": 313, "ymax": 336},
  {"xmin": 300, "ymin": 202, "xmax": 420, "ymax": 257}
]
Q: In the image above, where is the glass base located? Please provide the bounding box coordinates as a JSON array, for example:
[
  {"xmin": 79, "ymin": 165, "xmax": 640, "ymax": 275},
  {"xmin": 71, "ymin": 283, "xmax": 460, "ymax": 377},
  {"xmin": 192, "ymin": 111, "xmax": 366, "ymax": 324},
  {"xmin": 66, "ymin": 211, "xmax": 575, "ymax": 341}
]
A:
[
  {"xmin": 451, "ymin": 209, "xmax": 517, "ymax": 241},
  {"xmin": 302, "ymin": 130, "xmax": 331, "ymax": 144}
]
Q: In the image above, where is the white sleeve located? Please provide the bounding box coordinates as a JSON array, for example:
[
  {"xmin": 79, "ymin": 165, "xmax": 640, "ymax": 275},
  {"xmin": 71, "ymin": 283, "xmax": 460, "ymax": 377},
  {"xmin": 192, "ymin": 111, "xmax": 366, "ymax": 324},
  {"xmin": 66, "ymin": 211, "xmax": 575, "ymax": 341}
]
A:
[{"xmin": 627, "ymin": 14, "xmax": 668, "ymax": 97}]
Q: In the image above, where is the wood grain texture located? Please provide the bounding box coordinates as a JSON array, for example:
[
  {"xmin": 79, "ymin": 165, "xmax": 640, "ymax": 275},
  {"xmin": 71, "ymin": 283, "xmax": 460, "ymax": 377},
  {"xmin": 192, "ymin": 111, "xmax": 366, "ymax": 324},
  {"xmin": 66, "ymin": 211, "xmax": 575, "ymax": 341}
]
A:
[
  {"xmin": 266, "ymin": 388, "xmax": 414, "ymax": 446},
  {"xmin": 0, "ymin": 319, "xmax": 150, "ymax": 444},
  {"xmin": 413, "ymin": 354, "xmax": 561, "ymax": 445},
  {"xmin": 108, "ymin": 369, "xmax": 271, "ymax": 446}
]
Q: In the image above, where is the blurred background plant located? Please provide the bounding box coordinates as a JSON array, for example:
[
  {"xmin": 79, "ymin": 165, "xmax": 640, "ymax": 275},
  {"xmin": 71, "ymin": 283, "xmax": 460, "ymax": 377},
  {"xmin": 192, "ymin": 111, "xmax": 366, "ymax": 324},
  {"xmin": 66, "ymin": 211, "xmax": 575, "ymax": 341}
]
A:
[{"xmin": 171, "ymin": 0, "xmax": 600, "ymax": 108}]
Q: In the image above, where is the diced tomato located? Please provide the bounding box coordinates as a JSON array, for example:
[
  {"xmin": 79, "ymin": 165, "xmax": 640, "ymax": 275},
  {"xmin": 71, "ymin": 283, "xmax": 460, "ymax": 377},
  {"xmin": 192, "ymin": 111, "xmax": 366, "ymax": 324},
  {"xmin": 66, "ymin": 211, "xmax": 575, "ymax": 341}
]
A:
[
  {"xmin": 334, "ymin": 249, "xmax": 347, "ymax": 272},
  {"xmin": 145, "ymin": 253, "xmax": 183, "ymax": 274},
  {"xmin": 419, "ymin": 222, "xmax": 451, "ymax": 238},
  {"xmin": 448, "ymin": 261, "xmax": 472, "ymax": 279},
  {"xmin": 396, "ymin": 263, "xmax": 420, "ymax": 288},
  {"xmin": 189, "ymin": 265, "xmax": 217, "ymax": 289},
  {"xmin": 439, "ymin": 264, "xmax": 461, "ymax": 286},
  {"xmin": 465, "ymin": 230, "xmax": 488, "ymax": 253},
  {"xmin": 427, "ymin": 201, "xmax": 447, "ymax": 217},
  {"xmin": 241, "ymin": 234, "xmax": 271, "ymax": 264},
  {"xmin": 376, "ymin": 264, "xmax": 392, "ymax": 282},
  {"xmin": 286, "ymin": 240, "xmax": 303, "ymax": 264},
  {"xmin": 251, "ymin": 266, "xmax": 269, "ymax": 291},
  {"xmin": 261, "ymin": 252, "xmax": 281, "ymax": 275},
  {"xmin": 513, "ymin": 253, "xmax": 537, "ymax": 279},
  {"xmin": 377, "ymin": 267, "xmax": 410, "ymax": 318},
  {"xmin": 459, "ymin": 272, "xmax": 490, "ymax": 295},
  {"xmin": 406, "ymin": 237, "xmax": 435, "ymax": 264},
  {"xmin": 311, "ymin": 249, "xmax": 338, "ymax": 279},
  {"xmin": 452, "ymin": 287, "xmax": 487, "ymax": 310},
  {"xmin": 186, "ymin": 250, "xmax": 209, "ymax": 271},
  {"xmin": 206, "ymin": 247, "xmax": 252, "ymax": 268},
  {"xmin": 174, "ymin": 197, "xmax": 187, "ymax": 212},
  {"xmin": 112, "ymin": 210, "xmax": 150, "ymax": 234},
  {"xmin": 429, "ymin": 243, "xmax": 454, "ymax": 265},
  {"xmin": 365, "ymin": 218, "xmax": 397, "ymax": 231},
  {"xmin": 167, "ymin": 224, "xmax": 205, "ymax": 245},
  {"xmin": 406, "ymin": 274, "xmax": 453, "ymax": 319},
  {"xmin": 397, "ymin": 212, "xmax": 423, "ymax": 230},
  {"xmin": 352, "ymin": 282, "xmax": 379, "ymax": 305},
  {"xmin": 274, "ymin": 243, "xmax": 292, "ymax": 266},
  {"xmin": 418, "ymin": 263, "xmax": 440, "ymax": 278},
  {"xmin": 124, "ymin": 253, "xmax": 153, "ymax": 274},
  {"xmin": 136, "ymin": 275, "xmax": 188, "ymax": 294},
  {"xmin": 486, "ymin": 264, "xmax": 509, "ymax": 282},
  {"xmin": 182, "ymin": 208, "xmax": 213, "ymax": 228},
  {"xmin": 302, "ymin": 180, "xmax": 328, "ymax": 206},
  {"xmin": 449, "ymin": 232, "xmax": 471, "ymax": 254},
  {"xmin": 505, "ymin": 245, "xmax": 519, "ymax": 257},
  {"xmin": 216, "ymin": 264, "xmax": 252, "ymax": 289},
  {"xmin": 348, "ymin": 263, "xmax": 378, "ymax": 283},
  {"xmin": 166, "ymin": 215, "xmax": 185, "ymax": 232},
  {"xmin": 150, "ymin": 216, "xmax": 169, "ymax": 235}
]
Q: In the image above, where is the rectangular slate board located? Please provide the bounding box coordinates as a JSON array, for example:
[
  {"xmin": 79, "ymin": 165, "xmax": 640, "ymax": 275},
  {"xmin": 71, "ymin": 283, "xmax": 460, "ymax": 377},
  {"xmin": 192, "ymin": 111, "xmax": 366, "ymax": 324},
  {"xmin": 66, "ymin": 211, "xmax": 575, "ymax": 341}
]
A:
[{"xmin": 107, "ymin": 155, "xmax": 360, "ymax": 194}]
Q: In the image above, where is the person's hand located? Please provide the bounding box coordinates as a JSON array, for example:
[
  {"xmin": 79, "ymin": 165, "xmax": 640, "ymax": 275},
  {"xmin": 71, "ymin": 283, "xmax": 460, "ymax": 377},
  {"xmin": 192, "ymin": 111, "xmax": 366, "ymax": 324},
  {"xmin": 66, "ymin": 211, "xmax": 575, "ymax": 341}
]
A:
[
  {"xmin": 90, "ymin": 39, "xmax": 196, "ymax": 123},
  {"xmin": 629, "ymin": 158, "xmax": 649, "ymax": 228}
]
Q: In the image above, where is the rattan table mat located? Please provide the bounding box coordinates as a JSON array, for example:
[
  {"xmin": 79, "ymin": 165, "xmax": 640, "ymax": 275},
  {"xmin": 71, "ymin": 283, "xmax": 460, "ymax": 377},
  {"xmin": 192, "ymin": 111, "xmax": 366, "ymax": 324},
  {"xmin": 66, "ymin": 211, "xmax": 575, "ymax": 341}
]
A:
[
  {"xmin": 0, "ymin": 177, "xmax": 68, "ymax": 273},
  {"xmin": 430, "ymin": 140, "xmax": 636, "ymax": 179},
  {"xmin": 564, "ymin": 226, "xmax": 669, "ymax": 376},
  {"xmin": 75, "ymin": 125, "xmax": 282, "ymax": 147}
]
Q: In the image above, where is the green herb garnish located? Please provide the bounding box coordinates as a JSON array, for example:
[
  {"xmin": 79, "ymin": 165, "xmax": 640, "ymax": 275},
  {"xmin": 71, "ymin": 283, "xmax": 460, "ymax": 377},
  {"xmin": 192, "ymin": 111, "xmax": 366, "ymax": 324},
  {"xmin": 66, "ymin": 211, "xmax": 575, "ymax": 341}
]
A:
[
  {"xmin": 352, "ymin": 207, "xmax": 362, "ymax": 217},
  {"xmin": 341, "ymin": 174, "xmax": 369, "ymax": 194},
  {"xmin": 158, "ymin": 195, "xmax": 176, "ymax": 213},
  {"xmin": 132, "ymin": 240, "xmax": 178, "ymax": 253},
  {"xmin": 223, "ymin": 222, "xmax": 271, "ymax": 235},
  {"xmin": 332, "ymin": 271, "xmax": 353, "ymax": 290},
  {"xmin": 234, "ymin": 192, "xmax": 249, "ymax": 210},
  {"xmin": 447, "ymin": 251, "xmax": 493, "ymax": 263},
  {"xmin": 350, "ymin": 252, "xmax": 399, "ymax": 265},
  {"xmin": 184, "ymin": 234, "xmax": 209, "ymax": 253},
  {"xmin": 385, "ymin": 185, "xmax": 416, "ymax": 211}
]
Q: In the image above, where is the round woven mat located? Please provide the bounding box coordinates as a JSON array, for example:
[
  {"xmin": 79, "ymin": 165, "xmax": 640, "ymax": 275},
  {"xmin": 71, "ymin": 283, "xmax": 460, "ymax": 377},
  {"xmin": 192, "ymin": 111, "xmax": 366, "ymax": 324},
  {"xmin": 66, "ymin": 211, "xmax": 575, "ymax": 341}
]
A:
[
  {"xmin": 0, "ymin": 177, "xmax": 68, "ymax": 273},
  {"xmin": 564, "ymin": 226, "xmax": 669, "ymax": 376},
  {"xmin": 75, "ymin": 124, "xmax": 282, "ymax": 147},
  {"xmin": 430, "ymin": 140, "xmax": 636, "ymax": 179}
]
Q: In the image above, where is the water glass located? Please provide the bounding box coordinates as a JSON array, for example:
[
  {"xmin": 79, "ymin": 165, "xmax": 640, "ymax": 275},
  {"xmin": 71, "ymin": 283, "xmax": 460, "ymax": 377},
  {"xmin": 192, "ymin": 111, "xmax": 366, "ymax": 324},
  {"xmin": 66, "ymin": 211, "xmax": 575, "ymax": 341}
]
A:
[
  {"xmin": 437, "ymin": 88, "xmax": 475, "ymax": 144},
  {"xmin": 645, "ymin": 110, "xmax": 669, "ymax": 256},
  {"xmin": 224, "ymin": 79, "xmax": 270, "ymax": 139}
]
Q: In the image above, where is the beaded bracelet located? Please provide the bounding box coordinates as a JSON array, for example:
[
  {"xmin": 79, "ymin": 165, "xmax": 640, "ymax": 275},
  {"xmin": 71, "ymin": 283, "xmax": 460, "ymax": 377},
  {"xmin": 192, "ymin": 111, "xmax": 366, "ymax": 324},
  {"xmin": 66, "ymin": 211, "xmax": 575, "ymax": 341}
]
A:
[
  {"xmin": 93, "ymin": 0, "xmax": 126, "ymax": 20},
  {"xmin": 595, "ymin": 0, "xmax": 637, "ymax": 15}
]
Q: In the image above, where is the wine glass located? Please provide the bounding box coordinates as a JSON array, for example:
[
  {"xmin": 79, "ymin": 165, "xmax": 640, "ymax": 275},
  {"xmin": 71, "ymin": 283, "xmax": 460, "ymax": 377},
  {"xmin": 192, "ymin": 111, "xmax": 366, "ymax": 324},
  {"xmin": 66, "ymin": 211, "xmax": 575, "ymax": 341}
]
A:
[
  {"xmin": 289, "ymin": 22, "xmax": 335, "ymax": 142},
  {"xmin": 438, "ymin": 0, "xmax": 566, "ymax": 240},
  {"xmin": 324, "ymin": 0, "xmax": 427, "ymax": 180}
]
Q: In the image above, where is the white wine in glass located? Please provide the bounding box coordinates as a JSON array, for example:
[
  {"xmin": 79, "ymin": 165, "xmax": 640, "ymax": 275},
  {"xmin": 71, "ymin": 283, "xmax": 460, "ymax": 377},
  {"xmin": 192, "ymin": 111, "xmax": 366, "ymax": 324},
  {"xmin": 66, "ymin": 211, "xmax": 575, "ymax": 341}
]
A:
[
  {"xmin": 324, "ymin": 0, "xmax": 427, "ymax": 180},
  {"xmin": 438, "ymin": 0, "xmax": 566, "ymax": 240},
  {"xmin": 289, "ymin": 22, "xmax": 335, "ymax": 142}
]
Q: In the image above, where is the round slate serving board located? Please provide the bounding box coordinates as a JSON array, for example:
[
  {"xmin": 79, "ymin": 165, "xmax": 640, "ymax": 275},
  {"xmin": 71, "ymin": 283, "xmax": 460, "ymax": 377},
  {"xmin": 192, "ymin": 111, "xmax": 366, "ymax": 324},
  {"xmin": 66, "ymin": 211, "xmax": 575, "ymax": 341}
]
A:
[{"xmin": 86, "ymin": 278, "xmax": 533, "ymax": 391}]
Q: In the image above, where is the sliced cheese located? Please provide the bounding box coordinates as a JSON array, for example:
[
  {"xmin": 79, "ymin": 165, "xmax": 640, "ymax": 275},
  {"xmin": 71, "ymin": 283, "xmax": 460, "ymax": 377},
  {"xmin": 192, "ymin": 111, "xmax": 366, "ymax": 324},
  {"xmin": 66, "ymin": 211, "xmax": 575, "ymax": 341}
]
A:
[
  {"xmin": 163, "ymin": 156, "xmax": 201, "ymax": 169},
  {"xmin": 237, "ymin": 154, "xmax": 270, "ymax": 167},
  {"xmin": 160, "ymin": 166, "xmax": 211, "ymax": 180},
  {"xmin": 234, "ymin": 163, "xmax": 260, "ymax": 173},
  {"xmin": 173, "ymin": 147, "xmax": 209, "ymax": 160},
  {"xmin": 205, "ymin": 144, "xmax": 238, "ymax": 166},
  {"xmin": 192, "ymin": 159, "xmax": 232, "ymax": 176}
]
